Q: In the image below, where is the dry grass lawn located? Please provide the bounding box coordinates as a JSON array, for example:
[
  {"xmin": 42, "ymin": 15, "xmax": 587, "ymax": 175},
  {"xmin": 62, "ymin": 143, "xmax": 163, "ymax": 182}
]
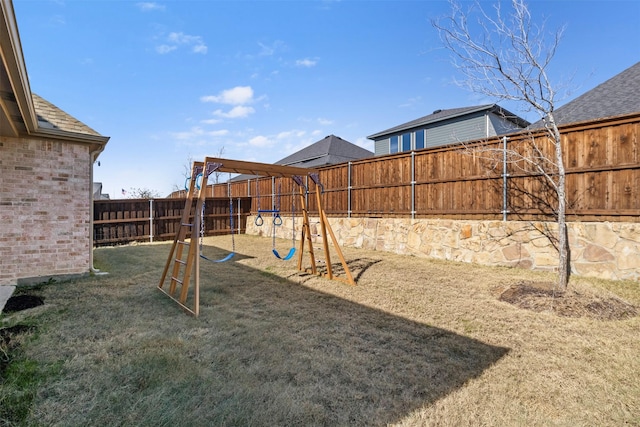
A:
[{"xmin": 2, "ymin": 234, "xmax": 639, "ymax": 426}]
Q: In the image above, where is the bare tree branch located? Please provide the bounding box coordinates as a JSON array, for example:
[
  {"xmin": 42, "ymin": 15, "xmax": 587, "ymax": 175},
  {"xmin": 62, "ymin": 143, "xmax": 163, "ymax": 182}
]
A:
[{"xmin": 433, "ymin": 0, "xmax": 570, "ymax": 290}]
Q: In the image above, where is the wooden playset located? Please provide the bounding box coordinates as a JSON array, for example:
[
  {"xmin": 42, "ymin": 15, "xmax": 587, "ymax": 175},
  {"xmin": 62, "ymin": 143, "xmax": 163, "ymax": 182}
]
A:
[{"xmin": 157, "ymin": 157, "xmax": 355, "ymax": 316}]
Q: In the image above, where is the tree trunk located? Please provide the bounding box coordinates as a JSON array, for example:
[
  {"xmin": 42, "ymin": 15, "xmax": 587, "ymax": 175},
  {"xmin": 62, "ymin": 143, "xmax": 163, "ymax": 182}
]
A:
[{"xmin": 548, "ymin": 113, "xmax": 569, "ymax": 291}]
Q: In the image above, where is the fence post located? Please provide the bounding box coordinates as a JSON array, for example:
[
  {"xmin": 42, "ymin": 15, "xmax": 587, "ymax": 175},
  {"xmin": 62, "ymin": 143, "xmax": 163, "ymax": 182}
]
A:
[
  {"xmin": 305, "ymin": 176, "xmax": 309, "ymax": 213},
  {"xmin": 149, "ymin": 199, "xmax": 154, "ymax": 242},
  {"xmin": 271, "ymin": 176, "xmax": 275, "ymax": 210},
  {"xmin": 237, "ymin": 198, "xmax": 241, "ymax": 233},
  {"xmin": 347, "ymin": 161, "xmax": 352, "ymax": 218},
  {"xmin": 411, "ymin": 151, "xmax": 416, "ymax": 219},
  {"xmin": 502, "ymin": 136, "xmax": 509, "ymax": 222}
]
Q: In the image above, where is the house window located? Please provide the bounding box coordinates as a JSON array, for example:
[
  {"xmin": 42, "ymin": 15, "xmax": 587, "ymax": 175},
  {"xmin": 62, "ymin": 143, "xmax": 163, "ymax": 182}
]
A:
[
  {"xmin": 390, "ymin": 136, "xmax": 399, "ymax": 154},
  {"xmin": 415, "ymin": 129, "xmax": 425, "ymax": 150},
  {"xmin": 402, "ymin": 133, "xmax": 412, "ymax": 152}
]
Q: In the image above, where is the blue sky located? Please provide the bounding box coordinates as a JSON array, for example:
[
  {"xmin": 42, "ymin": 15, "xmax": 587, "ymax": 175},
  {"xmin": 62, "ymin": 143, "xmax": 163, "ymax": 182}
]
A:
[{"xmin": 13, "ymin": 0, "xmax": 640, "ymax": 197}]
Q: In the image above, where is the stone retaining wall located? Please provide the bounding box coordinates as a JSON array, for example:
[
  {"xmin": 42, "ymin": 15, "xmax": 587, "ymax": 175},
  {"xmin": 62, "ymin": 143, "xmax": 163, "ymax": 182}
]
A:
[{"xmin": 246, "ymin": 216, "xmax": 640, "ymax": 282}]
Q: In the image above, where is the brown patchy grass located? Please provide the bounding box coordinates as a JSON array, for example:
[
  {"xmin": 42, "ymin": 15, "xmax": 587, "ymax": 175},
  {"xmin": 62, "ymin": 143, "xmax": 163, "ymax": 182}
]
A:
[{"xmin": 2, "ymin": 234, "xmax": 639, "ymax": 426}]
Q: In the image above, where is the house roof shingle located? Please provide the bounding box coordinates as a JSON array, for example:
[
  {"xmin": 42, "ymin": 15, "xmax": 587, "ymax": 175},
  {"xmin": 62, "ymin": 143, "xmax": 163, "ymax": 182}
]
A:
[
  {"xmin": 32, "ymin": 93, "xmax": 101, "ymax": 136},
  {"xmin": 229, "ymin": 135, "xmax": 373, "ymax": 182},
  {"xmin": 276, "ymin": 134, "xmax": 373, "ymax": 168},
  {"xmin": 529, "ymin": 61, "xmax": 640, "ymax": 128},
  {"xmin": 368, "ymin": 104, "xmax": 530, "ymax": 140}
]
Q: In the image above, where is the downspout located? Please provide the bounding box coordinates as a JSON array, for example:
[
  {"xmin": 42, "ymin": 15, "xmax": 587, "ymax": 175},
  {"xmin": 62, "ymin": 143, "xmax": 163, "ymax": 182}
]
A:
[{"xmin": 90, "ymin": 145, "xmax": 109, "ymax": 275}]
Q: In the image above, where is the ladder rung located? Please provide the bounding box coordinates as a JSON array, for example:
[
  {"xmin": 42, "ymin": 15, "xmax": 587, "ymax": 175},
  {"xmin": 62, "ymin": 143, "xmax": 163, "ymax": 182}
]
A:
[
  {"xmin": 178, "ymin": 241, "xmax": 190, "ymax": 246},
  {"xmin": 181, "ymin": 223, "xmax": 194, "ymax": 227},
  {"xmin": 175, "ymin": 259, "xmax": 186, "ymax": 265},
  {"xmin": 171, "ymin": 277, "xmax": 183, "ymax": 285}
]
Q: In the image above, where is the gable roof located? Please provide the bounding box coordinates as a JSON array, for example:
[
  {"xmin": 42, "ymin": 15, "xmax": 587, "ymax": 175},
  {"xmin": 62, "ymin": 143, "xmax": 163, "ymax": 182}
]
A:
[
  {"xmin": 0, "ymin": 0, "xmax": 108, "ymax": 149},
  {"xmin": 276, "ymin": 134, "xmax": 373, "ymax": 168},
  {"xmin": 368, "ymin": 104, "xmax": 530, "ymax": 140},
  {"xmin": 33, "ymin": 93, "xmax": 101, "ymax": 136},
  {"xmin": 228, "ymin": 135, "xmax": 373, "ymax": 182},
  {"xmin": 530, "ymin": 61, "xmax": 640, "ymax": 129}
]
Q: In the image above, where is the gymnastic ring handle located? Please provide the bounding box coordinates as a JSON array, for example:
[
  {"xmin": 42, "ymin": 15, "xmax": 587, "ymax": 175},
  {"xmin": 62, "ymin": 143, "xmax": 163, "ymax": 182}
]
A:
[
  {"xmin": 255, "ymin": 214, "xmax": 264, "ymax": 227},
  {"xmin": 273, "ymin": 213, "xmax": 283, "ymax": 226},
  {"xmin": 195, "ymin": 173, "xmax": 203, "ymax": 190},
  {"xmin": 184, "ymin": 177, "xmax": 190, "ymax": 191}
]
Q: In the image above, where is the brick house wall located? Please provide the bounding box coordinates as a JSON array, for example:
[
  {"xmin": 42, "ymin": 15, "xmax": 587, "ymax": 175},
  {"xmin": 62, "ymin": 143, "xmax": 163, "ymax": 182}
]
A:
[{"xmin": 0, "ymin": 135, "xmax": 92, "ymax": 285}]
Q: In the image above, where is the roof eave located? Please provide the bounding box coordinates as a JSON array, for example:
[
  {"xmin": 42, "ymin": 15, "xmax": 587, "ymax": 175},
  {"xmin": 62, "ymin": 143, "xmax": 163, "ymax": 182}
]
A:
[
  {"xmin": 32, "ymin": 127, "xmax": 110, "ymax": 151},
  {"xmin": 0, "ymin": 0, "xmax": 38, "ymax": 134}
]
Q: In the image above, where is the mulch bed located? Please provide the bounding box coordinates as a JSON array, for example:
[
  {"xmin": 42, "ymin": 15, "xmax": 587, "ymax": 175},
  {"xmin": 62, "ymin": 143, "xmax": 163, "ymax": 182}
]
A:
[
  {"xmin": 499, "ymin": 281, "xmax": 638, "ymax": 321},
  {"xmin": 3, "ymin": 295, "xmax": 44, "ymax": 313}
]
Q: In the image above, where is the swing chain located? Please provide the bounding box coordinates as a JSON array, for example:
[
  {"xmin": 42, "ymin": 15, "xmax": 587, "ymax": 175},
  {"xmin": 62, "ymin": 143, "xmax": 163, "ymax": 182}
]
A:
[
  {"xmin": 254, "ymin": 178, "xmax": 264, "ymax": 226},
  {"xmin": 229, "ymin": 175, "xmax": 235, "ymax": 252},
  {"xmin": 200, "ymin": 200, "xmax": 205, "ymax": 253}
]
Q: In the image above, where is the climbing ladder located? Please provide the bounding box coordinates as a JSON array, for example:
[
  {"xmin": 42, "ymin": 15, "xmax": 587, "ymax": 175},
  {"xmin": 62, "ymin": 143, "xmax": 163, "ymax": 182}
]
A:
[{"xmin": 157, "ymin": 161, "xmax": 217, "ymax": 316}]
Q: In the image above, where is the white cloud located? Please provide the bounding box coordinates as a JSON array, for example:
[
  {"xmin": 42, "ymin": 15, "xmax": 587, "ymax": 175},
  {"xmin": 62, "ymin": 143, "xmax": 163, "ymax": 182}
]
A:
[
  {"xmin": 258, "ymin": 40, "xmax": 286, "ymax": 57},
  {"xmin": 209, "ymin": 130, "xmax": 230, "ymax": 137},
  {"xmin": 399, "ymin": 96, "xmax": 422, "ymax": 108},
  {"xmin": 201, "ymin": 118, "xmax": 222, "ymax": 125},
  {"xmin": 248, "ymin": 135, "xmax": 274, "ymax": 148},
  {"xmin": 156, "ymin": 45, "xmax": 176, "ymax": 54},
  {"xmin": 170, "ymin": 127, "xmax": 229, "ymax": 141},
  {"xmin": 212, "ymin": 106, "xmax": 255, "ymax": 119},
  {"xmin": 137, "ymin": 2, "xmax": 165, "ymax": 11},
  {"xmin": 168, "ymin": 32, "xmax": 198, "ymax": 44},
  {"xmin": 201, "ymin": 86, "xmax": 254, "ymax": 105},
  {"xmin": 192, "ymin": 44, "xmax": 208, "ymax": 54},
  {"xmin": 258, "ymin": 42, "xmax": 275, "ymax": 56},
  {"xmin": 156, "ymin": 31, "xmax": 207, "ymax": 55},
  {"xmin": 317, "ymin": 117, "xmax": 333, "ymax": 126},
  {"xmin": 277, "ymin": 130, "xmax": 306, "ymax": 139},
  {"xmin": 295, "ymin": 58, "xmax": 318, "ymax": 68},
  {"xmin": 354, "ymin": 137, "xmax": 374, "ymax": 151}
]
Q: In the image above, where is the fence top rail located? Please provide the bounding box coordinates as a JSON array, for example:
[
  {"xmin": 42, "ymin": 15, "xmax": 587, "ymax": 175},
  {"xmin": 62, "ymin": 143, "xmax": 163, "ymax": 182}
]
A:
[{"xmin": 203, "ymin": 156, "xmax": 319, "ymax": 178}]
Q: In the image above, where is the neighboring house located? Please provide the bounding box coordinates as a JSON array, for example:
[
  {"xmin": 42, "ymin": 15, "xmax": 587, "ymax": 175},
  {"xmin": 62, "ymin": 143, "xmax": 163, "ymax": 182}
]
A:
[
  {"xmin": 93, "ymin": 182, "xmax": 110, "ymax": 200},
  {"xmin": 369, "ymin": 104, "xmax": 529, "ymax": 156},
  {"xmin": 0, "ymin": 0, "xmax": 109, "ymax": 285},
  {"xmin": 228, "ymin": 134, "xmax": 373, "ymax": 182},
  {"xmin": 276, "ymin": 134, "xmax": 373, "ymax": 168},
  {"xmin": 529, "ymin": 61, "xmax": 640, "ymax": 129}
]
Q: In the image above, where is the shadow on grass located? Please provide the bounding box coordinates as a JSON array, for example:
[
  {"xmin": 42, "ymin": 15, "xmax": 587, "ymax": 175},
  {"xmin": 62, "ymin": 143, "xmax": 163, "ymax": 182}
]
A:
[
  {"xmin": 191, "ymin": 252, "xmax": 510, "ymax": 425},
  {"xmin": 21, "ymin": 243, "xmax": 508, "ymax": 426}
]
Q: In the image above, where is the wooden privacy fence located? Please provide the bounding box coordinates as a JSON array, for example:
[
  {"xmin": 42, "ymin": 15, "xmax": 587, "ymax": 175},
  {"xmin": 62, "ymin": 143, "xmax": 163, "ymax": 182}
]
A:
[
  {"xmin": 93, "ymin": 197, "xmax": 251, "ymax": 246},
  {"xmin": 196, "ymin": 114, "xmax": 639, "ymax": 223}
]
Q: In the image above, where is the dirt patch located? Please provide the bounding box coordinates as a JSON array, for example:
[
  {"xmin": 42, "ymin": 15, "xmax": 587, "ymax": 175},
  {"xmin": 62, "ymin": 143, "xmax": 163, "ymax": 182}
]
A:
[
  {"xmin": 499, "ymin": 281, "xmax": 638, "ymax": 320},
  {"xmin": 3, "ymin": 295, "xmax": 44, "ymax": 313}
]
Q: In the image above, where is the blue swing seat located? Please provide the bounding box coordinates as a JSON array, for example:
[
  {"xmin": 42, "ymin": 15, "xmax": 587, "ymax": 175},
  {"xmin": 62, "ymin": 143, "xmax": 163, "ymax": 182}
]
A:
[
  {"xmin": 272, "ymin": 247, "xmax": 296, "ymax": 261},
  {"xmin": 200, "ymin": 252, "xmax": 235, "ymax": 263}
]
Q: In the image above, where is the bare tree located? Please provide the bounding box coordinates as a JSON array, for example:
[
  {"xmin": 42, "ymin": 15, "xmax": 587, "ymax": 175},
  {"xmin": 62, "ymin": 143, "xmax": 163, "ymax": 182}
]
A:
[
  {"xmin": 128, "ymin": 187, "xmax": 161, "ymax": 199},
  {"xmin": 176, "ymin": 147, "xmax": 226, "ymax": 194},
  {"xmin": 212, "ymin": 146, "xmax": 225, "ymax": 184},
  {"xmin": 433, "ymin": 0, "xmax": 570, "ymax": 291}
]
